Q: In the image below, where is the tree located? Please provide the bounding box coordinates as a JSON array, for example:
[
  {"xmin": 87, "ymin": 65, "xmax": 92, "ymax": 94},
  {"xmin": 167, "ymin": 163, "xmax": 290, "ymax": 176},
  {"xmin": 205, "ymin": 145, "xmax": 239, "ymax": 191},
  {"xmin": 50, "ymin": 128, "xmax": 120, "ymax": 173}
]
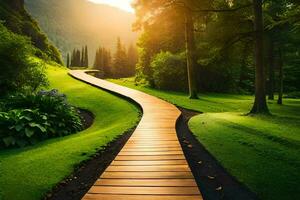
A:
[
  {"xmin": 94, "ymin": 47, "xmax": 104, "ymax": 75},
  {"xmin": 84, "ymin": 45, "xmax": 89, "ymax": 67},
  {"xmin": 267, "ymin": 38, "xmax": 275, "ymax": 100},
  {"xmin": 134, "ymin": 8, "xmax": 185, "ymax": 87},
  {"xmin": 0, "ymin": 23, "xmax": 48, "ymax": 96},
  {"xmin": 113, "ymin": 37, "xmax": 128, "ymax": 78},
  {"xmin": 264, "ymin": 0, "xmax": 300, "ymax": 104},
  {"xmin": 250, "ymin": 0, "xmax": 269, "ymax": 114},
  {"xmin": 185, "ymin": 10, "xmax": 198, "ymax": 99},
  {"xmin": 76, "ymin": 49, "xmax": 81, "ymax": 66},
  {"xmin": 70, "ymin": 49, "xmax": 75, "ymax": 67},
  {"xmin": 133, "ymin": 0, "xmax": 208, "ymax": 99},
  {"xmin": 81, "ymin": 46, "xmax": 84, "ymax": 67},
  {"xmin": 94, "ymin": 46, "xmax": 112, "ymax": 78},
  {"xmin": 133, "ymin": 0, "xmax": 300, "ymax": 105},
  {"xmin": 67, "ymin": 53, "xmax": 70, "ymax": 68},
  {"xmin": 133, "ymin": 0, "xmax": 251, "ymax": 99},
  {"xmin": 277, "ymin": 47, "xmax": 284, "ymax": 105},
  {"xmin": 127, "ymin": 44, "xmax": 138, "ymax": 76},
  {"xmin": 103, "ymin": 49, "xmax": 112, "ymax": 77}
]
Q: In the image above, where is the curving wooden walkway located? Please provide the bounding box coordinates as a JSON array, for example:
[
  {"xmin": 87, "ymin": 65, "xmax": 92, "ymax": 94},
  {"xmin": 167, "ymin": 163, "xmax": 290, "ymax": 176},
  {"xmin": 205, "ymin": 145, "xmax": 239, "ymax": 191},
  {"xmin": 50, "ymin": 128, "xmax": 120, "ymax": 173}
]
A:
[{"xmin": 69, "ymin": 70, "xmax": 203, "ymax": 200}]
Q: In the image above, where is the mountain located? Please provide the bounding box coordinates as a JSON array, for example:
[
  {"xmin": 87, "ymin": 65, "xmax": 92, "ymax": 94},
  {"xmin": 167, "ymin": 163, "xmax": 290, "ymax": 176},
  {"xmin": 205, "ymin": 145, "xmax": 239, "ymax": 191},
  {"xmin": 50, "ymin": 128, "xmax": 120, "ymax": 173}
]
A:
[
  {"xmin": 0, "ymin": 0, "xmax": 63, "ymax": 64},
  {"xmin": 24, "ymin": 0, "xmax": 138, "ymax": 64}
]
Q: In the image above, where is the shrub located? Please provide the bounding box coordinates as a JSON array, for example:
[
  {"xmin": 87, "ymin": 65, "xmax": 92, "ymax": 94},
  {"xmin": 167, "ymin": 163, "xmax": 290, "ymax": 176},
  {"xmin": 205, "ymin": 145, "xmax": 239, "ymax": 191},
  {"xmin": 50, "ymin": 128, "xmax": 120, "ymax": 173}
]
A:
[
  {"xmin": 151, "ymin": 51, "xmax": 188, "ymax": 91},
  {"xmin": 0, "ymin": 22, "xmax": 48, "ymax": 96},
  {"xmin": 0, "ymin": 90, "xmax": 83, "ymax": 148}
]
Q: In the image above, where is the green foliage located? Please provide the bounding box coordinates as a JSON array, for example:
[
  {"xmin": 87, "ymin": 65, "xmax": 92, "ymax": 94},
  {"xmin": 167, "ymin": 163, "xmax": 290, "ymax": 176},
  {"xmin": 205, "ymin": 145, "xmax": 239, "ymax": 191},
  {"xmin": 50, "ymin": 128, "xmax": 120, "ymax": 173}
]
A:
[
  {"xmin": 0, "ymin": 23, "xmax": 48, "ymax": 96},
  {"xmin": 0, "ymin": 0, "xmax": 63, "ymax": 64},
  {"xmin": 94, "ymin": 46, "xmax": 112, "ymax": 77},
  {"xmin": 151, "ymin": 51, "xmax": 187, "ymax": 91},
  {"xmin": 0, "ymin": 66, "xmax": 140, "ymax": 200},
  {"xmin": 135, "ymin": 9, "xmax": 185, "ymax": 86},
  {"xmin": 70, "ymin": 46, "xmax": 89, "ymax": 68},
  {"xmin": 133, "ymin": 0, "xmax": 300, "ymax": 94},
  {"xmin": 112, "ymin": 37, "xmax": 131, "ymax": 78},
  {"xmin": 0, "ymin": 90, "xmax": 83, "ymax": 148}
]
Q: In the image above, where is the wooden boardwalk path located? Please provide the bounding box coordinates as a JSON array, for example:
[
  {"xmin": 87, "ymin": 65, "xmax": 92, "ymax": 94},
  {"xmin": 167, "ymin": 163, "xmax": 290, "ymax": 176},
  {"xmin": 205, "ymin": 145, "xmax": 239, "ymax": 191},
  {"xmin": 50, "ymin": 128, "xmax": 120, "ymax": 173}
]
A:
[{"xmin": 69, "ymin": 70, "xmax": 203, "ymax": 200}]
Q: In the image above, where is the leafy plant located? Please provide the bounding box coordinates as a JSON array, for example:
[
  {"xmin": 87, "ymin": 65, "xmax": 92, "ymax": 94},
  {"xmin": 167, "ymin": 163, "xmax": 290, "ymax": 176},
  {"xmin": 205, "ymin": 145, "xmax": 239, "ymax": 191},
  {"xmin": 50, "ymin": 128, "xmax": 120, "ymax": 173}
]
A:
[
  {"xmin": 0, "ymin": 22, "xmax": 49, "ymax": 96},
  {"xmin": 0, "ymin": 90, "xmax": 83, "ymax": 148}
]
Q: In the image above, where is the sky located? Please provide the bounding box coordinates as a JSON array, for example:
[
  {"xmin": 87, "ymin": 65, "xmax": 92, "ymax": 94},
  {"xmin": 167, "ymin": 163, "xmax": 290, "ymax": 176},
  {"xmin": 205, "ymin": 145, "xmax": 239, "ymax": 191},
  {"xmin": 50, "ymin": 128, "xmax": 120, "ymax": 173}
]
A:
[{"xmin": 88, "ymin": 0, "xmax": 134, "ymax": 13}]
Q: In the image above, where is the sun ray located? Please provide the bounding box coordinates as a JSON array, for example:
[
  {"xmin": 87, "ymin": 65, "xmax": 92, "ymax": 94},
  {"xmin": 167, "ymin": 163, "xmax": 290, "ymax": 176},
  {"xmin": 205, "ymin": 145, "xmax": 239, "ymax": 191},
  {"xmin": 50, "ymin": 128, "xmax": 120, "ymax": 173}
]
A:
[{"xmin": 87, "ymin": 0, "xmax": 134, "ymax": 13}]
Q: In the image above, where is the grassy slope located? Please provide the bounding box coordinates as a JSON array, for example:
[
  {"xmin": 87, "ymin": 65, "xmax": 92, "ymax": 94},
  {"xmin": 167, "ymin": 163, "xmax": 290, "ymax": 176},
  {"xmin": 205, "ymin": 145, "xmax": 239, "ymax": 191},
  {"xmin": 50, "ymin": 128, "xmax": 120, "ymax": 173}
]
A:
[
  {"xmin": 0, "ymin": 1, "xmax": 62, "ymax": 64},
  {"xmin": 0, "ymin": 67, "xmax": 140, "ymax": 200},
  {"xmin": 110, "ymin": 78, "xmax": 300, "ymax": 200}
]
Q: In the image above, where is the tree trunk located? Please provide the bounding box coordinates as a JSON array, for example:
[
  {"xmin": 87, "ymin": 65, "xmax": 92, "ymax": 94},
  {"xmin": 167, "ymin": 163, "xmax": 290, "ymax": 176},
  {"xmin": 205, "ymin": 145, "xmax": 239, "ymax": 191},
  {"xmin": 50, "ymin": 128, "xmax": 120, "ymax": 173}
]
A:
[
  {"xmin": 185, "ymin": 11, "xmax": 198, "ymax": 99},
  {"xmin": 277, "ymin": 47, "xmax": 283, "ymax": 105},
  {"xmin": 268, "ymin": 39, "xmax": 275, "ymax": 100},
  {"xmin": 250, "ymin": 0, "xmax": 269, "ymax": 114}
]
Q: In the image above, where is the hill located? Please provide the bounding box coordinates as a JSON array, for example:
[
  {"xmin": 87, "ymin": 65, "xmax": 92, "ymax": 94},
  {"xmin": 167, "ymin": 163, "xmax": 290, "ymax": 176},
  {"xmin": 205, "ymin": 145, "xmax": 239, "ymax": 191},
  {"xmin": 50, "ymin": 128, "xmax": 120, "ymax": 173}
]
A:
[
  {"xmin": 0, "ymin": 0, "xmax": 63, "ymax": 64},
  {"xmin": 24, "ymin": 0, "xmax": 138, "ymax": 64}
]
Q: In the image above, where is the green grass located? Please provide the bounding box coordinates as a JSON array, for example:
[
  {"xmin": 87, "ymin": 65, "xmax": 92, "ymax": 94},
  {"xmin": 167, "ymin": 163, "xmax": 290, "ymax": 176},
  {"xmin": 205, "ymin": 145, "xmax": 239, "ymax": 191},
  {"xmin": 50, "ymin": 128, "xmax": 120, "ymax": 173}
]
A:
[
  {"xmin": 0, "ymin": 67, "xmax": 140, "ymax": 200},
  {"xmin": 110, "ymin": 78, "xmax": 300, "ymax": 200}
]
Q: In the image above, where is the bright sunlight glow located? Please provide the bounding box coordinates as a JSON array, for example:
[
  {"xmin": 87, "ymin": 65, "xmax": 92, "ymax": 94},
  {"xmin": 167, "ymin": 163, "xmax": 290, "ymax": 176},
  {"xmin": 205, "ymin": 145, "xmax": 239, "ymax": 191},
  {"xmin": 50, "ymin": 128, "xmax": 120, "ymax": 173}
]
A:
[{"xmin": 88, "ymin": 0, "xmax": 134, "ymax": 13}]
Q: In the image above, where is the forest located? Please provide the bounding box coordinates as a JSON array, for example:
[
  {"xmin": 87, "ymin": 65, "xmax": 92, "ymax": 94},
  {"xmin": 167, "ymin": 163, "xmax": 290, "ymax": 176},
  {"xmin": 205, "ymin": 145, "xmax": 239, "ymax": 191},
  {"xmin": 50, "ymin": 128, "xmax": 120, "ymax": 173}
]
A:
[
  {"xmin": 130, "ymin": 0, "xmax": 300, "ymax": 113},
  {"xmin": 0, "ymin": 0, "xmax": 299, "ymax": 200}
]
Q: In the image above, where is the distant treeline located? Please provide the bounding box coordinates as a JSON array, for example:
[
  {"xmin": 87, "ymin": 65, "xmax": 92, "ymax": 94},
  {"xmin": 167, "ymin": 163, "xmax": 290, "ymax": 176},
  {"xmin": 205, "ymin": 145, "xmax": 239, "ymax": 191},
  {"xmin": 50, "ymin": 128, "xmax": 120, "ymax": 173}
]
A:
[
  {"xmin": 67, "ymin": 38, "xmax": 138, "ymax": 78},
  {"xmin": 67, "ymin": 46, "xmax": 88, "ymax": 68}
]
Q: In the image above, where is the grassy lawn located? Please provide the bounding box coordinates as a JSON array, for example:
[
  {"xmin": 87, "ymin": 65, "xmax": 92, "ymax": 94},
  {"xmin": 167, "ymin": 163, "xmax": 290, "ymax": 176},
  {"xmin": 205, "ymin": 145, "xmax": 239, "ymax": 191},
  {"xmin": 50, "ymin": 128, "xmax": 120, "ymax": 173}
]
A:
[
  {"xmin": 0, "ymin": 67, "xmax": 140, "ymax": 200},
  {"xmin": 110, "ymin": 78, "xmax": 300, "ymax": 200}
]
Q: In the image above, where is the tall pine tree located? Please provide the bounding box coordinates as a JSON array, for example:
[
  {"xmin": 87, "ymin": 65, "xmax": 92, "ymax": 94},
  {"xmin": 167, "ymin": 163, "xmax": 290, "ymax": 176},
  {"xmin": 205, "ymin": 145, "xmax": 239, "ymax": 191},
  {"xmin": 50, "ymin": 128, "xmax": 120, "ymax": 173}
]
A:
[
  {"xmin": 113, "ymin": 37, "xmax": 128, "ymax": 78},
  {"xmin": 67, "ymin": 53, "xmax": 70, "ymax": 68},
  {"xmin": 94, "ymin": 46, "xmax": 112, "ymax": 77},
  {"xmin": 84, "ymin": 45, "xmax": 89, "ymax": 67},
  {"xmin": 127, "ymin": 44, "xmax": 138, "ymax": 76},
  {"xmin": 81, "ymin": 47, "xmax": 84, "ymax": 67}
]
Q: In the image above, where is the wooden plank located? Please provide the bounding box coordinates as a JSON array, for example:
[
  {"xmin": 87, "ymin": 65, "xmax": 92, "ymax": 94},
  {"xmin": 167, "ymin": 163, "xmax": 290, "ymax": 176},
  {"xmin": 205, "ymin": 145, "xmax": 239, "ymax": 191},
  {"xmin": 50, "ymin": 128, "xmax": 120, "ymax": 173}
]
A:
[
  {"xmin": 88, "ymin": 186, "xmax": 200, "ymax": 195},
  {"xmin": 106, "ymin": 165, "xmax": 190, "ymax": 172},
  {"xmin": 126, "ymin": 141, "xmax": 180, "ymax": 145},
  {"xmin": 118, "ymin": 151, "xmax": 183, "ymax": 156},
  {"xmin": 123, "ymin": 145, "xmax": 182, "ymax": 148},
  {"xmin": 121, "ymin": 148, "xmax": 182, "ymax": 152},
  {"xmin": 130, "ymin": 136, "xmax": 178, "ymax": 140},
  {"xmin": 129, "ymin": 138, "xmax": 178, "ymax": 140},
  {"xmin": 100, "ymin": 171, "xmax": 194, "ymax": 179},
  {"xmin": 111, "ymin": 160, "xmax": 188, "ymax": 166},
  {"xmin": 132, "ymin": 136, "xmax": 177, "ymax": 138},
  {"xmin": 94, "ymin": 179, "xmax": 198, "ymax": 187},
  {"xmin": 83, "ymin": 194, "xmax": 202, "ymax": 200},
  {"xmin": 115, "ymin": 155, "xmax": 185, "ymax": 161}
]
